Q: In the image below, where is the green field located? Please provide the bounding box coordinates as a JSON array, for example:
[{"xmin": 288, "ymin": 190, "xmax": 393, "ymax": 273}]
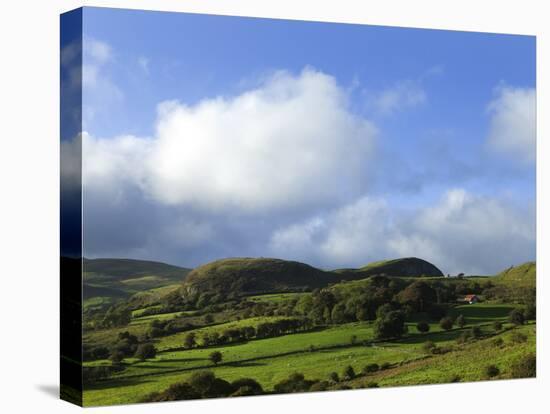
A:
[
  {"xmin": 79, "ymin": 258, "xmax": 536, "ymax": 407},
  {"xmin": 82, "ymin": 303, "xmax": 535, "ymax": 406}
]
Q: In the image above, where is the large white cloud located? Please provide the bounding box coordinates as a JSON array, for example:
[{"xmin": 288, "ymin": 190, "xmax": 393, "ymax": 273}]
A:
[
  {"xmin": 486, "ymin": 86, "xmax": 536, "ymax": 164},
  {"xmin": 269, "ymin": 189, "xmax": 535, "ymax": 274},
  {"xmin": 83, "ymin": 68, "xmax": 377, "ymax": 212}
]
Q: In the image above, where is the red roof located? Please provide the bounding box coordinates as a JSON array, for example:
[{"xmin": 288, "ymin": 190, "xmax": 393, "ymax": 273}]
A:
[{"xmin": 464, "ymin": 295, "xmax": 477, "ymax": 300}]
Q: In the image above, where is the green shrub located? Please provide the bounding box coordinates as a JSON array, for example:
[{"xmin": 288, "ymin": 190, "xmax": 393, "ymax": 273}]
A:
[
  {"xmin": 328, "ymin": 372, "xmax": 340, "ymax": 383},
  {"xmin": 363, "ymin": 363, "xmax": 379, "ymax": 374},
  {"xmin": 342, "ymin": 365, "xmax": 356, "ymax": 380},
  {"xmin": 439, "ymin": 316, "xmax": 454, "ymax": 331},
  {"xmin": 416, "ymin": 321, "xmax": 430, "ymax": 333},
  {"xmin": 508, "ymin": 309, "xmax": 525, "ymax": 325},
  {"xmin": 492, "ymin": 321, "xmax": 503, "ymax": 331},
  {"xmin": 380, "ymin": 362, "xmax": 391, "ymax": 370},
  {"xmin": 134, "ymin": 343, "xmax": 157, "ymax": 361},
  {"xmin": 456, "ymin": 314, "xmax": 466, "ymax": 328}
]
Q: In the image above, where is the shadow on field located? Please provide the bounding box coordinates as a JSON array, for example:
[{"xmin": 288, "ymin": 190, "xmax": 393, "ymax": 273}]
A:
[
  {"xmin": 36, "ymin": 384, "xmax": 58, "ymax": 399},
  {"xmin": 224, "ymin": 361, "xmax": 267, "ymax": 367},
  {"xmin": 84, "ymin": 377, "xmax": 153, "ymax": 391}
]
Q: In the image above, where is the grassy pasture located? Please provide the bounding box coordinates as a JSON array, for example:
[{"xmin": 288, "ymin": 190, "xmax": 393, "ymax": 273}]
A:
[{"xmin": 81, "ymin": 302, "xmax": 531, "ymax": 406}]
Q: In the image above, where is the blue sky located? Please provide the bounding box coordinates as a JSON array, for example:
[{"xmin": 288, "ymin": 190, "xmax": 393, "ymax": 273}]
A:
[{"xmin": 70, "ymin": 7, "xmax": 536, "ymax": 274}]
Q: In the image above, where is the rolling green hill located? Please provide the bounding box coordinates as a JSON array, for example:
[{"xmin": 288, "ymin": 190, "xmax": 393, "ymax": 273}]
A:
[
  {"xmin": 180, "ymin": 256, "xmax": 444, "ymax": 299},
  {"xmin": 334, "ymin": 257, "xmax": 444, "ymax": 278},
  {"xmin": 494, "ymin": 261, "xmax": 536, "ymax": 288},
  {"xmin": 181, "ymin": 257, "xmax": 333, "ymax": 297},
  {"xmin": 83, "ymin": 258, "xmax": 191, "ymax": 310}
]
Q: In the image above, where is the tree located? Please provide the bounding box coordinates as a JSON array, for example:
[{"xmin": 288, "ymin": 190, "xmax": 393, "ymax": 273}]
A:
[
  {"xmin": 397, "ymin": 281, "xmax": 437, "ymax": 312},
  {"xmin": 134, "ymin": 343, "xmax": 157, "ymax": 361},
  {"xmin": 188, "ymin": 371, "xmax": 234, "ymax": 398},
  {"xmin": 416, "ymin": 321, "xmax": 430, "ymax": 333},
  {"xmin": 209, "ymin": 351, "xmax": 222, "ymax": 365},
  {"xmin": 184, "ymin": 332, "xmax": 197, "ymax": 348},
  {"xmin": 439, "ymin": 316, "xmax": 454, "ymax": 331},
  {"xmin": 328, "ymin": 372, "xmax": 339, "ymax": 383},
  {"xmin": 373, "ymin": 310, "xmax": 406, "ymax": 339},
  {"xmin": 231, "ymin": 378, "xmax": 264, "ymax": 396},
  {"xmin": 508, "ymin": 309, "xmax": 525, "ymax": 325},
  {"xmin": 456, "ymin": 314, "xmax": 466, "ymax": 328},
  {"xmin": 331, "ymin": 303, "xmax": 347, "ymax": 324},
  {"xmin": 376, "ymin": 303, "xmax": 393, "ymax": 319},
  {"xmin": 342, "ymin": 365, "xmax": 356, "ymax": 380}
]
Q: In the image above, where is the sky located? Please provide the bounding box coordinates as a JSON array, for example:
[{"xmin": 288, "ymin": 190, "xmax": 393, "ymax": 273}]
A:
[{"xmin": 65, "ymin": 7, "xmax": 536, "ymax": 274}]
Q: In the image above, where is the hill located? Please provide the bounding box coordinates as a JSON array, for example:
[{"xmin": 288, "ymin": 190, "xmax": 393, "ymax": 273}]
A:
[
  {"xmin": 83, "ymin": 258, "xmax": 190, "ymax": 310},
  {"xmin": 180, "ymin": 256, "xmax": 444, "ymax": 298},
  {"xmin": 335, "ymin": 257, "xmax": 444, "ymax": 278},
  {"xmin": 181, "ymin": 257, "xmax": 334, "ymax": 297},
  {"xmin": 494, "ymin": 261, "xmax": 536, "ymax": 288}
]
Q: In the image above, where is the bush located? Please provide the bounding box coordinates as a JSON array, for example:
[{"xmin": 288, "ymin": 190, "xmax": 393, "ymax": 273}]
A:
[
  {"xmin": 484, "ymin": 365, "xmax": 500, "ymax": 378},
  {"xmin": 363, "ymin": 363, "xmax": 379, "ymax": 374},
  {"xmin": 366, "ymin": 382, "xmax": 379, "ymax": 388},
  {"xmin": 380, "ymin": 362, "xmax": 391, "ymax": 370},
  {"xmin": 188, "ymin": 371, "xmax": 234, "ymax": 398},
  {"xmin": 449, "ymin": 375, "xmax": 461, "ymax": 383},
  {"xmin": 439, "ymin": 316, "xmax": 454, "ymax": 331},
  {"xmin": 144, "ymin": 382, "xmax": 200, "ymax": 402},
  {"xmin": 328, "ymin": 372, "xmax": 339, "ymax": 383},
  {"xmin": 274, "ymin": 373, "xmax": 315, "ymax": 393},
  {"xmin": 416, "ymin": 321, "xmax": 430, "ymax": 333},
  {"xmin": 510, "ymin": 354, "xmax": 536, "ymax": 378},
  {"xmin": 492, "ymin": 321, "xmax": 503, "ymax": 332},
  {"xmin": 230, "ymin": 378, "xmax": 263, "ymax": 396},
  {"xmin": 342, "ymin": 365, "xmax": 356, "ymax": 380},
  {"xmin": 209, "ymin": 351, "xmax": 222, "ymax": 365},
  {"xmin": 134, "ymin": 343, "xmax": 157, "ymax": 361},
  {"xmin": 456, "ymin": 314, "xmax": 466, "ymax": 328},
  {"xmin": 470, "ymin": 325, "xmax": 482, "ymax": 338},
  {"xmin": 373, "ymin": 311, "xmax": 406, "ymax": 339},
  {"xmin": 508, "ymin": 309, "xmax": 525, "ymax": 325}
]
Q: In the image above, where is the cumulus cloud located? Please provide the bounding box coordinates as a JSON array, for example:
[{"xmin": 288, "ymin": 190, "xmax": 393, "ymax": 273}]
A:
[
  {"xmin": 368, "ymin": 80, "xmax": 426, "ymax": 115},
  {"xmin": 83, "ymin": 68, "xmax": 377, "ymax": 212},
  {"xmin": 269, "ymin": 189, "xmax": 535, "ymax": 274},
  {"xmin": 486, "ymin": 86, "xmax": 536, "ymax": 164}
]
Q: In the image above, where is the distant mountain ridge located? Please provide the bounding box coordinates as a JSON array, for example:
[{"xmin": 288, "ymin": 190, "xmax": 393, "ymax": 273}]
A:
[{"xmin": 82, "ymin": 258, "xmax": 191, "ymax": 310}]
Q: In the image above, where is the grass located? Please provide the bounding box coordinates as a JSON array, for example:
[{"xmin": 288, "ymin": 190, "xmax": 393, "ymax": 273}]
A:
[
  {"xmin": 81, "ymin": 306, "xmax": 524, "ymax": 407},
  {"xmin": 247, "ymin": 292, "xmax": 304, "ymax": 303}
]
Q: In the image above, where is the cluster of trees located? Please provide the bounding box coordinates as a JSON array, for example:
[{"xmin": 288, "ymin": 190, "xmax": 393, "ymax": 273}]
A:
[
  {"xmin": 144, "ymin": 371, "xmax": 263, "ymax": 402},
  {"xmin": 182, "ymin": 318, "xmax": 315, "ymax": 349},
  {"xmin": 147, "ymin": 318, "xmax": 195, "ymax": 339}
]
